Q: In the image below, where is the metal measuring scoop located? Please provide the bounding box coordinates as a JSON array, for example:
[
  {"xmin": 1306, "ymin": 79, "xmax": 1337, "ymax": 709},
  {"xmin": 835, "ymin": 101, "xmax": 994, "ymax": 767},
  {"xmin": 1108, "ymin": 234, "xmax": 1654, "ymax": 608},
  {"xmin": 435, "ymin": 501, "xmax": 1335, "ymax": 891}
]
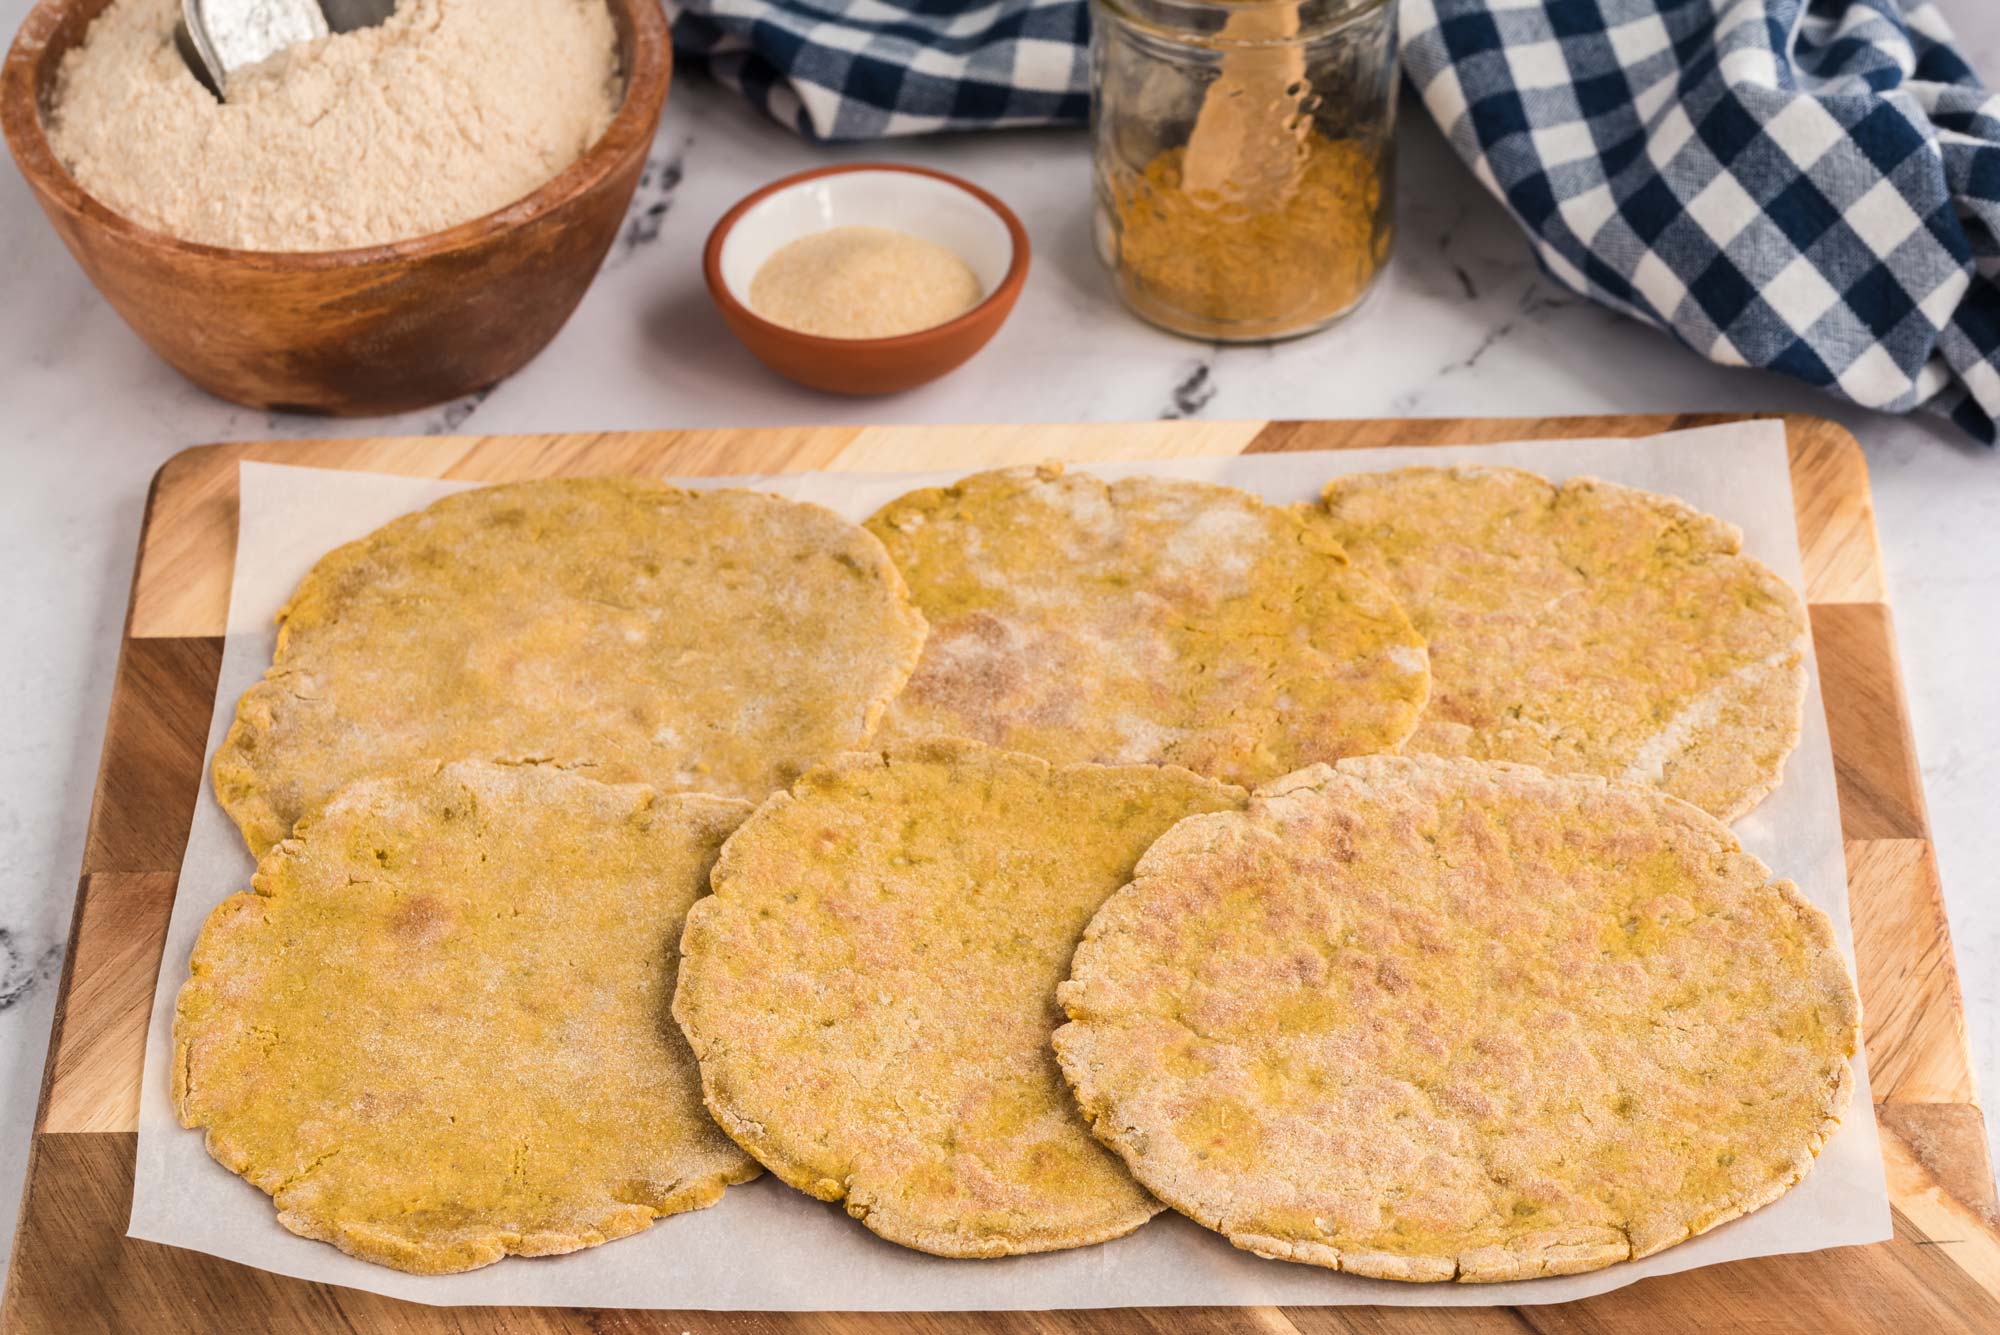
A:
[{"xmin": 174, "ymin": 0, "xmax": 396, "ymax": 98}]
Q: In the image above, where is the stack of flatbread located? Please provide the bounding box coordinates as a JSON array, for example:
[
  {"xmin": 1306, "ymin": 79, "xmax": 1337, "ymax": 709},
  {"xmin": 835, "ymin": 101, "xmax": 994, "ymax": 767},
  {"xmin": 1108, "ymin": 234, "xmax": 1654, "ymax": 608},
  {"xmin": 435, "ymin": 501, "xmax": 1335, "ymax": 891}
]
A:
[{"xmin": 173, "ymin": 461, "xmax": 1857, "ymax": 1285}]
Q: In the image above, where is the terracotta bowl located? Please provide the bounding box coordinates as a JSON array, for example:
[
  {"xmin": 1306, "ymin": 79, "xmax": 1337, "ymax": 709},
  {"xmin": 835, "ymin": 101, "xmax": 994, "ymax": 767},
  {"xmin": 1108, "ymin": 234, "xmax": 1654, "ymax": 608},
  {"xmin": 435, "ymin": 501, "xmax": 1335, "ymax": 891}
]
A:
[
  {"xmin": 704, "ymin": 164, "xmax": 1029, "ymax": 396},
  {"xmin": 0, "ymin": 0, "xmax": 670, "ymax": 415}
]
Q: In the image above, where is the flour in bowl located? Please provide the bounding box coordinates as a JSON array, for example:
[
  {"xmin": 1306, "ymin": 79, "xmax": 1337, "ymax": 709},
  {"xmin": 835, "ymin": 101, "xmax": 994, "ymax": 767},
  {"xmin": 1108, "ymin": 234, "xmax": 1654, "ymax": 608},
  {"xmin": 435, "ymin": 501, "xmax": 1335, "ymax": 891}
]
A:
[{"xmin": 45, "ymin": 0, "xmax": 621, "ymax": 251}]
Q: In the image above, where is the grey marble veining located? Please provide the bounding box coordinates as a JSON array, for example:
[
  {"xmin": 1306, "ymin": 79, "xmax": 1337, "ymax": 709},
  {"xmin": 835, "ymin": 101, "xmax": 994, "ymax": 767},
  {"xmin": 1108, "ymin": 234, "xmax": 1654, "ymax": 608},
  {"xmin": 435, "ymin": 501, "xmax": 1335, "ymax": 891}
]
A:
[{"xmin": 1, "ymin": 0, "xmax": 1995, "ymax": 1285}]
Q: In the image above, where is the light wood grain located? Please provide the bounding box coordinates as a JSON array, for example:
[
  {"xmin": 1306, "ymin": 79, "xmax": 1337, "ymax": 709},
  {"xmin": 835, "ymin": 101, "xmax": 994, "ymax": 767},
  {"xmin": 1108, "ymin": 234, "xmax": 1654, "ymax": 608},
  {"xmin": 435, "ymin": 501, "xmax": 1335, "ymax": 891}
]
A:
[
  {"xmin": 1849, "ymin": 839, "xmax": 1977, "ymax": 1106},
  {"xmin": 1878, "ymin": 1105, "xmax": 2000, "ymax": 1297},
  {"xmin": 8, "ymin": 1134, "xmax": 1995, "ymax": 1335},
  {"xmin": 828, "ymin": 419, "xmax": 1265, "ymax": 470},
  {"xmin": 1816, "ymin": 601, "xmax": 1933, "ymax": 841},
  {"xmin": 81, "ymin": 637, "xmax": 220, "ymax": 875},
  {"xmin": 39, "ymin": 874, "xmax": 176, "ymax": 1135},
  {"xmin": 8, "ymin": 413, "xmax": 1994, "ymax": 1334}
]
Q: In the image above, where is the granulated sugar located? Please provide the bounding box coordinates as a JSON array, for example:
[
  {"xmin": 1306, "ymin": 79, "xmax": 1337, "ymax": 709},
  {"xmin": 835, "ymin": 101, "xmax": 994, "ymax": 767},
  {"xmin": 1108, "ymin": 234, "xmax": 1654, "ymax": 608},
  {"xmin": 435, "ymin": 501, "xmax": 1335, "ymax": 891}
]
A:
[
  {"xmin": 749, "ymin": 226, "xmax": 985, "ymax": 339},
  {"xmin": 46, "ymin": 0, "xmax": 620, "ymax": 252}
]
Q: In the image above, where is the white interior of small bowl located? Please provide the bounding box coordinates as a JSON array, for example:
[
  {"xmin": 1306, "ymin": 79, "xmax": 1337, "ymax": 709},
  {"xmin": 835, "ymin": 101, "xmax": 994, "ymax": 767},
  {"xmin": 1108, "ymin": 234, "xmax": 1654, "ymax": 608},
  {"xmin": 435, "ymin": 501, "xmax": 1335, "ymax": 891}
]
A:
[{"xmin": 717, "ymin": 170, "xmax": 1015, "ymax": 307}]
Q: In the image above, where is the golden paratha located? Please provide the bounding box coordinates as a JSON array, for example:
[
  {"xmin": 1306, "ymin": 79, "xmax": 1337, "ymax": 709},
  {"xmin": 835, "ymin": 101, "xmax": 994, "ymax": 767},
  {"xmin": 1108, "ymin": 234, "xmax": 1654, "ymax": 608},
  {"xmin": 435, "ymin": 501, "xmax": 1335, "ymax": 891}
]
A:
[
  {"xmin": 214, "ymin": 477, "xmax": 928, "ymax": 854},
  {"xmin": 673, "ymin": 738, "xmax": 1245, "ymax": 1257},
  {"xmin": 864, "ymin": 465, "xmax": 1428, "ymax": 789},
  {"xmin": 174, "ymin": 760, "xmax": 759, "ymax": 1274},
  {"xmin": 1056, "ymin": 755, "xmax": 1858, "ymax": 1283},
  {"xmin": 1313, "ymin": 466, "xmax": 1806, "ymax": 821}
]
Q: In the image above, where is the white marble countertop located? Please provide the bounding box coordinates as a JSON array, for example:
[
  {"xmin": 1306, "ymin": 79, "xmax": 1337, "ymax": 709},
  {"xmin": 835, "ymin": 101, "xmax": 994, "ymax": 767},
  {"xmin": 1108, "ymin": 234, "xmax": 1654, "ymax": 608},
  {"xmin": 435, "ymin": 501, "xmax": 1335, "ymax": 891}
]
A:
[{"xmin": 2, "ymin": 0, "xmax": 1995, "ymax": 1284}]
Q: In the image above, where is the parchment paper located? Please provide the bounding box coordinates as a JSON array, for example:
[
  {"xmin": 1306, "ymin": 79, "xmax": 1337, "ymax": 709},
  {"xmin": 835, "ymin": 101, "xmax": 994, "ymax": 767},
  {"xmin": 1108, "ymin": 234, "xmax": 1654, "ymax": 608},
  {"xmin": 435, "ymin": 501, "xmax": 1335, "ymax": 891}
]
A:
[{"xmin": 129, "ymin": 421, "xmax": 1892, "ymax": 1308}]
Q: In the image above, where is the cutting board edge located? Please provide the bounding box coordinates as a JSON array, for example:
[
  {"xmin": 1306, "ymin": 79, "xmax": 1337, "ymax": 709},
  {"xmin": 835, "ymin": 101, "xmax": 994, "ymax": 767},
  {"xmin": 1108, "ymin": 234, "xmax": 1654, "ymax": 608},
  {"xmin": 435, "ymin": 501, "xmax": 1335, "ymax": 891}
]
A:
[{"xmin": 12, "ymin": 412, "xmax": 1994, "ymax": 1334}]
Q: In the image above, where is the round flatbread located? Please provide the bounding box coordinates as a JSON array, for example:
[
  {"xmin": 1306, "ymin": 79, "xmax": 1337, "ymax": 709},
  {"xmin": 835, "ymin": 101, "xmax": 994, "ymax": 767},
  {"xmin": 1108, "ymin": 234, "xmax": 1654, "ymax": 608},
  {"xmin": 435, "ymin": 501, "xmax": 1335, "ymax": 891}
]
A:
[
  {"xmin": 672, "ymin": 739, "xmax": 1246, "ymax": 1257},
  {"xmin": 1055, "ymin": 755, "xmax": 1858, "ymax": 1284},
  {"xmin": 864, "ymin": 464, "xmax": 1428, "ymax": 789},
  {"xmin": 1313, "ymin": 466, "xmax": 1807, "ymax": 821},
  {"xmin": 213, "ymin": 477, "xmax": 928, "ymax": 855},
  {"xmin": 173, "ymin": 760, "xmax": 760, "ymax": 1275}
]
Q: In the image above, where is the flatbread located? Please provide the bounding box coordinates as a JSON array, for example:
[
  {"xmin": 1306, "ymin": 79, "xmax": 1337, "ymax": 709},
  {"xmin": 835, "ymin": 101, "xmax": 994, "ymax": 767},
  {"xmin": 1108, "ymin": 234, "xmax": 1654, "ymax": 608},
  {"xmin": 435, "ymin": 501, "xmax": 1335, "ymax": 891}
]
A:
[
  {"xmin": 672, "ymin": 739, "xmax": 1246, "ymax": 1257},
  {"xmin": 865, "ymin": 464, "xmax": 1427, "ymax": 789},
  {"xmin": 1055, "ymin": 755, "xmax": 1858, "ymax": 1283},
  {"xmin": 213, "ymin": 477, "xmax": 928, "ymax": 855},
  {"xmin": 1313, "ymin": 466, "xmax": 1807, "ymax": 821},
  {"xmin": 173, "ymin": 760, "xmax": 760, "ymax": 1275}
]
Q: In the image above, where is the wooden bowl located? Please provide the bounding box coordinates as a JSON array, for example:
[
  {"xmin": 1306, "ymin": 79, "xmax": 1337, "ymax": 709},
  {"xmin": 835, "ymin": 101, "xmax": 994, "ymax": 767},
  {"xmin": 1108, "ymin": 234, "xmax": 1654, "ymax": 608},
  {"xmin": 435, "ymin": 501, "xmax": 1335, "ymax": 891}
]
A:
[
  {"xmin": 0, "ymin": 0, "xmax": 670, "ymax": 415},
  {"xmin": 704, "ymin": 164, "xmax": 1030, "ymax": 396}
]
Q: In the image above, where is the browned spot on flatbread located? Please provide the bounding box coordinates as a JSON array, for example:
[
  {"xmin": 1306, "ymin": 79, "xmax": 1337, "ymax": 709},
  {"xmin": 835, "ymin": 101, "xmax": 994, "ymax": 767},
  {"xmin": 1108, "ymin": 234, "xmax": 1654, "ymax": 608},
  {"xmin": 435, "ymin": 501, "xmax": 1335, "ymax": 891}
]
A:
[
  {"xmin": 174, "ymin": 761, "xmax": 761, "ymax": 1275},
  {"xmin": 1313, "ymin": 467, "xmax": 1806, "ymax": 821},
  {"xmin": 213, "ymin": 478, "xmax": 927, "ymax": 855},
  {"xmin": 1056, "ymin": 755, "xmax": 1859, "ymax": 1283},
  {"xmin": 674, "ymin": 739, "xmax": 1246, "ymax": 1258},
  {"xmin": 866, "ymin": 465, "xmax": 1428, "ymax": 788}
]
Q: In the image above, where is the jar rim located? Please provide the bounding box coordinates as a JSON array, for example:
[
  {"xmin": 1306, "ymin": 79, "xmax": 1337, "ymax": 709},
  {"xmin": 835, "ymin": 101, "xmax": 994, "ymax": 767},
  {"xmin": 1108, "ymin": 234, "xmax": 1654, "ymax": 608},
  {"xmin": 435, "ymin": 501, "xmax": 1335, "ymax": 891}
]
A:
[{"xmin": 1091, "ymin": 0, "xmax": 1395, "ymax": 47}]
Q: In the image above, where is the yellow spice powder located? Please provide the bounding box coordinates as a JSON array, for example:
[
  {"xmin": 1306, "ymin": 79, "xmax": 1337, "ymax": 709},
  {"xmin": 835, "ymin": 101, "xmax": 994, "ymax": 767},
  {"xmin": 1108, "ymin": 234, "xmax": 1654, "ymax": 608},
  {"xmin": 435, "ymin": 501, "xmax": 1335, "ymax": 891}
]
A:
[
  {"xmin": 1109, "ymin": 134, "xmax": 1388, "ymax": 341},
  {"xmin": 749, "ymin": 226, "xmax": 984, "ymax": 339}
]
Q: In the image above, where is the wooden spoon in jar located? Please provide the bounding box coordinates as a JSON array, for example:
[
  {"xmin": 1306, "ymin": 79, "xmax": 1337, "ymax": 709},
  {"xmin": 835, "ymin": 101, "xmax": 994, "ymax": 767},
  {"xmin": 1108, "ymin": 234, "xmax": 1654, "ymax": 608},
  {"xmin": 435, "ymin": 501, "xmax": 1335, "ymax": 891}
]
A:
[{"xmin": 1181, "ymin": 1, "xmax": 1310, "ymax": 207}]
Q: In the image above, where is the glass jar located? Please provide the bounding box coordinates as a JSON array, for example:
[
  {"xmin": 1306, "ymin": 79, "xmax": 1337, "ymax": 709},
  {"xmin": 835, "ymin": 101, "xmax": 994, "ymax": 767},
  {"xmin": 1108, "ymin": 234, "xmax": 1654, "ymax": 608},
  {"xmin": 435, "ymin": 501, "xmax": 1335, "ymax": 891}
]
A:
[{"xmin": 1090, "ymin": 0, "xmax": 1399, "ymax": 342}]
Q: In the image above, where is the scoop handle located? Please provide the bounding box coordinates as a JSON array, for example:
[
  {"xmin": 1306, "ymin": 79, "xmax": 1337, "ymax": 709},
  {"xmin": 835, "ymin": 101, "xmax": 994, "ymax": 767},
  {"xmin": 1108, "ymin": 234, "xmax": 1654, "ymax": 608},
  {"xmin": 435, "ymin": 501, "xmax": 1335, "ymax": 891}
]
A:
[{"xmin": 178, "ymin": 0, "xmax": 396, "ymax": 97}]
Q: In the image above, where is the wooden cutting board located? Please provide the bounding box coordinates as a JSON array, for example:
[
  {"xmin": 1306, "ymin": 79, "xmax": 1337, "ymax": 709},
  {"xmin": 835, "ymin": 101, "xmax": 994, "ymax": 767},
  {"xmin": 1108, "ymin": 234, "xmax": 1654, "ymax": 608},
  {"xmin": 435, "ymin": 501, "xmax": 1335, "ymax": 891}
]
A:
[{"xmin": 6, "ymin": 413, "xmax": 1997, "ymax": 1334}]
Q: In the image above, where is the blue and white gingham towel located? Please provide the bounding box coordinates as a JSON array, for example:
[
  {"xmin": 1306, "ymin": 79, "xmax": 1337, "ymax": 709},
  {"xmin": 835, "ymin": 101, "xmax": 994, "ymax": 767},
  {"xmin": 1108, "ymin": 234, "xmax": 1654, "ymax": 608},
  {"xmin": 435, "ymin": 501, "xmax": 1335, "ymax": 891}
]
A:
[
  {"xmin": 1403, "ymin": 0, "xmax": 2000, "ymax": 441},
  {"xmin": 670, "ymin": 0, "xmax": 2000, "ymax": 442},
  {"xmin": 667, "ymin": 1, "xmax": 1090, "ymax": 140}
]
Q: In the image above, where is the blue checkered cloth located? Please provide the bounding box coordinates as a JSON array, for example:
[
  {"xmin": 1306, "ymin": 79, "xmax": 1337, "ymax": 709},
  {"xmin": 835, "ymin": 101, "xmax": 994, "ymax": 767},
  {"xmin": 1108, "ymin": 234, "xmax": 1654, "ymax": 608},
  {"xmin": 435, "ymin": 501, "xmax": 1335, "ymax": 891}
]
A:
[
  {"xmin": 665, "ymin": 1, "xmax": 1089, "ymax": 140},
  {"xmin": 1405, "ymin": 0, "xmax": 2000, "ymax": 443},
  {"xmin": 673, "ymin": 0, "xmax": 2000, "ymax": 441}
]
